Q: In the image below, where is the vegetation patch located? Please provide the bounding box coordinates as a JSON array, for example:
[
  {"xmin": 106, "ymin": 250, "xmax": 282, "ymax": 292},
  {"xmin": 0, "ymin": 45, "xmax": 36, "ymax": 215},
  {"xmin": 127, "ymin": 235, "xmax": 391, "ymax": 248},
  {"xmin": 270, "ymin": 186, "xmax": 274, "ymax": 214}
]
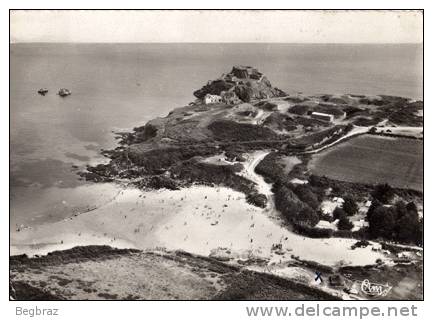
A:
[{"xmin": 208, "ymin": 119, "xmax": 282, "ymax": 141}]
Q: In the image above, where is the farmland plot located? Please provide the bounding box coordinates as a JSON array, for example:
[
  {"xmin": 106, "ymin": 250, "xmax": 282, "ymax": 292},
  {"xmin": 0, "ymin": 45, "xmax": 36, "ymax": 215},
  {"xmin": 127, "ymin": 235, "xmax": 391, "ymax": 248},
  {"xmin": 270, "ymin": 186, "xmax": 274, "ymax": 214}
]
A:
[{"xmin": 309, "ymin": 135, "xmax": 423, "ymax": 191}]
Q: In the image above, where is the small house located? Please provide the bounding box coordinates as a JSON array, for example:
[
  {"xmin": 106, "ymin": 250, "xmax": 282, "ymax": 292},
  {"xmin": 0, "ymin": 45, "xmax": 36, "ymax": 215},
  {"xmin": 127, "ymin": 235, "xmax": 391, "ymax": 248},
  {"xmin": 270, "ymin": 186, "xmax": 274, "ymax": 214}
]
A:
[
  {"xmin": 204, "ymin": 94, "xmax": 222, "ymax": 104},
  {"xmin": 311, "ymin": 112, "xmax": 334, "ymax": 122}
]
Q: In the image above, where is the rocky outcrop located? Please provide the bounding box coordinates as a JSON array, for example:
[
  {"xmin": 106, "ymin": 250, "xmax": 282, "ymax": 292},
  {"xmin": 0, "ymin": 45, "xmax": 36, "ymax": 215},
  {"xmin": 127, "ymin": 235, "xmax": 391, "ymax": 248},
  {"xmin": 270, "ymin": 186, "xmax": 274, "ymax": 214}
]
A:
[
  {"xmin": 58, "ymin": 88, "xmax": 71, "ymax": 97},
  {"xmin": 193, "ymin": 66, "xmax": 286, "ymax": 103},
  {"xmin": 193, "ymin": 80, "xmax": 234, "ymax": 99}
]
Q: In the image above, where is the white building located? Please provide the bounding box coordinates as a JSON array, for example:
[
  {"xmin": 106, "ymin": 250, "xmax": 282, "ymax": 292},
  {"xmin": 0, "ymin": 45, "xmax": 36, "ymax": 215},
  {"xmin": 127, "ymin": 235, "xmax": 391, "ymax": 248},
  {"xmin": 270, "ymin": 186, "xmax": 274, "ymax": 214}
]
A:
[
  {"xmin": 311, "ymin": 112, "xmax": 334, "ymax": 122},
  {"xmin": 204, "ymin": 94, "xmax": 222, "ymax": 104}
]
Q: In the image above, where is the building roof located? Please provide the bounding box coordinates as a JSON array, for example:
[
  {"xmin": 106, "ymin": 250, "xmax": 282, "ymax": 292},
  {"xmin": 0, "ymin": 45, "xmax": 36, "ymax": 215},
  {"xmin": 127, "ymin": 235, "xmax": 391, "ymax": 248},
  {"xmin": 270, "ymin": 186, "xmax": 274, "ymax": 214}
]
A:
[{"xmin": 311, "ymin": 111, "xmax": 334, "ymax": 117}]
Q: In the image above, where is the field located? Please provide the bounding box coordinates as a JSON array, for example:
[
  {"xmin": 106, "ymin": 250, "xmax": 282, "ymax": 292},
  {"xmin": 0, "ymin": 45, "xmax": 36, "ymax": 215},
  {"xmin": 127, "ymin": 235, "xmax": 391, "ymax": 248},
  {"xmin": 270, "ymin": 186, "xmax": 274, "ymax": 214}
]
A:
[{"xmin": 309, "ymin": 135, "xmax": 423, "ymax": 191}]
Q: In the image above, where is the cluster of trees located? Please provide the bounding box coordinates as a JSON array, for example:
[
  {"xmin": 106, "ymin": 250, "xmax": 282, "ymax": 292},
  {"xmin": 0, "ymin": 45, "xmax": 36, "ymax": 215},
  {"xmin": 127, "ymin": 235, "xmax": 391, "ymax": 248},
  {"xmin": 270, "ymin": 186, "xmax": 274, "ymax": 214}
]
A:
[
  {"xmin": 330, "ymin": 195, "xmax": 358, "ymax": 231},
  {"xmin": 273, "ymin": 181, "xmax": 331, "ymax": 228},
  {"xmin": 367, "ymin": 184, "xmax": 423, "ymax": 245}
]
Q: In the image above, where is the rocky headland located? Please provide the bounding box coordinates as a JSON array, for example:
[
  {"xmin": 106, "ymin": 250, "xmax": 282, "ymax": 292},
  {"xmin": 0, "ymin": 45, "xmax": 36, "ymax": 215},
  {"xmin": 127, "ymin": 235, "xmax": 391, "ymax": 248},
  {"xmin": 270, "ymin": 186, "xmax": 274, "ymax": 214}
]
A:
[{"xmin": 12, "ymin": 66, "xmax": 424, "ymax": 300}]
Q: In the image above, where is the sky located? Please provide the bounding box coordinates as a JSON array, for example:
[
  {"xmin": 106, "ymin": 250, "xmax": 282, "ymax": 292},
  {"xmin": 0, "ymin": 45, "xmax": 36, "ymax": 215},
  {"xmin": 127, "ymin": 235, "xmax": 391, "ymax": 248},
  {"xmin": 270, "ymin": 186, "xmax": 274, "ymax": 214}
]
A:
[{"xmin": 10, "ymin": 10, "xmax": 423, "ymax": 43}]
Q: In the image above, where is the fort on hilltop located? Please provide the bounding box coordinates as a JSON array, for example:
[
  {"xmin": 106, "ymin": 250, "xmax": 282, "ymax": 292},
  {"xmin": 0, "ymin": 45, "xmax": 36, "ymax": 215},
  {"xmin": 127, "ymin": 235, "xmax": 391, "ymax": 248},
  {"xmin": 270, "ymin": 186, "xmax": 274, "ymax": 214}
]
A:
[{"xmin": 195, "ymin": 65, "xmax": 286, "ymax": 104}]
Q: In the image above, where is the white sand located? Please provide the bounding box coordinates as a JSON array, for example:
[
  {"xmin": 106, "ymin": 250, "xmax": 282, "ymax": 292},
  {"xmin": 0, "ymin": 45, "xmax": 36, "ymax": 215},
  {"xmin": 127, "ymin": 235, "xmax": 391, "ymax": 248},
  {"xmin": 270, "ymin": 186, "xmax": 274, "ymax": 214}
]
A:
[
  {"xmin": 237, "ymin": 151, "xmax": 273, "ymax": 197},
  {"xmin": 12, "ymin": 181, "xmax": 385, "ymax": 266}
]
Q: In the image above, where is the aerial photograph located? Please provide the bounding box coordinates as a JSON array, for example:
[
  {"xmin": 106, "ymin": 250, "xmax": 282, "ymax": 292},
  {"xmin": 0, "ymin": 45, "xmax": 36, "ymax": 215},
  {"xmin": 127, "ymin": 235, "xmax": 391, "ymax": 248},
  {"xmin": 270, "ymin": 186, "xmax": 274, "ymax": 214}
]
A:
[{"xmin": 10, "ymin": 10, "xmax": 423, "ymax": 300}]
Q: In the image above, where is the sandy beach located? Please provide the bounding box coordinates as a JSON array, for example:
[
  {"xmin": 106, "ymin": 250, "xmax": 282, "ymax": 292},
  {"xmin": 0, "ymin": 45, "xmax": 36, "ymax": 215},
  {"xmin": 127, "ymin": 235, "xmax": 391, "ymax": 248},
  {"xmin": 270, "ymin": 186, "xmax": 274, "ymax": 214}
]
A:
[{"xmin": 11, "ymin": 181, "xmax": 386, "ymax": 267}]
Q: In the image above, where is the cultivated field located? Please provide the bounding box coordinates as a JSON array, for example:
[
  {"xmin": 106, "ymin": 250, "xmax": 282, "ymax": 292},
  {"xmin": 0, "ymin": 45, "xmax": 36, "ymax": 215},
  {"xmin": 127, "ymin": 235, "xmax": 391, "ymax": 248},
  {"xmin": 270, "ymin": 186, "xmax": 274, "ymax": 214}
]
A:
[{"xmin": 309, "ymin": 135, "xmax": 423, "ymax": 191}]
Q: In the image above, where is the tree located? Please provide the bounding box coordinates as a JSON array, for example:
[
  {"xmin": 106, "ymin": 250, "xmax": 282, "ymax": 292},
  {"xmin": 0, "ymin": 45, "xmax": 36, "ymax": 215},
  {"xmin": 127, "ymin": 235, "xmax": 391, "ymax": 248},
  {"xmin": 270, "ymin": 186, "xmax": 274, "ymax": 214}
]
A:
[
  {"xmin": 293, "ymin": 184, "xmax": 320, "ymax": 210},
  {"xmin": 338, "ymin": 215, "xmax": 354, "ymax": 231},
  {"xmin": 332, "ymin": 207, "xmax": 346, "ymax": 221},
  {"xmin": 342, "ymin": 195, "xmax": 358, "ymax": 216},
  {"xmin": 394, "ymin": 202, "xmax": 420, "ymax": 243},
  {"xmin": 273, "ymin": 183, "xmax": 304, "ymax": 222},
  {"xmin": 395, "ymin": 212, "xmax": 420, "ymax": 243},
  {"xmin": 366, "ymin": 198, "xmax": 381, "ymax": 222},
  {"xmin": 368, "ymin": 205, "xmax": 396, "ymax": 238},
  {"xmin": 371, "ymin": 183, "xmax": 394, "ymax": 204},
  {"xmin": 394, "ymin": 200, "xmax": 408, "ymax": 219},
  {"xmin": 406, "ymin": 202, "xmax": 418, "ymax": 214},
  {"xmin": 295, "ymin": 206, "xmax": 320, "ymax": 227}
]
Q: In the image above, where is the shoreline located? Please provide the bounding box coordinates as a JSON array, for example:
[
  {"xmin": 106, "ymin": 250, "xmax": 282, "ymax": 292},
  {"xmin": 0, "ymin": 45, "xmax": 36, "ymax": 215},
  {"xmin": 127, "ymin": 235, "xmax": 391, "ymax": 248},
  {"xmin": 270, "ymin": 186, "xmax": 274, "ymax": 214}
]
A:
[
  {"xmin": 11, "ymin": 178, "xmax": 387, "ymax": 268},
  {"xmin": 10, "ymin": 63, "xmax": 424, "ymax": 300}
]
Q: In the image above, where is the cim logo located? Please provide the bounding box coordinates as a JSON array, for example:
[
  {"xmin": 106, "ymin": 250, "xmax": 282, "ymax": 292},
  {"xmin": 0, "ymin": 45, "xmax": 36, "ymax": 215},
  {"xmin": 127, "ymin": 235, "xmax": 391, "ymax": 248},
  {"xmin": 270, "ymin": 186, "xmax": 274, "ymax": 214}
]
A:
[{"xmin": 360, "ymin": 279, "xmax": 392, "ymax": 298}]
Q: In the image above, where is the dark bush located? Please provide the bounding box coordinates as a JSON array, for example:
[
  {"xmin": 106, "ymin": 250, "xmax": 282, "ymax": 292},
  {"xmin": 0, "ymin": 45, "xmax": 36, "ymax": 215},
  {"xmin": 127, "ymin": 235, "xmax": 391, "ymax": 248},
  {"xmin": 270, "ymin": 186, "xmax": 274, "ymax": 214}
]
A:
[
  {"xmin": 337, "ymin": 216, "xmax": 354, "ymax": 231},
  {"xmin": 371, "ymin": 183, "xmax": 394, "ymax": 204},
  {"xmin": 246, "ymin": 193, "xmax": 267, "ymax": 208},
  {"xmin": 406, "ymin": 201, "xmax": 418, "ymax": 214},
  {"xmin": 333, "ymin": 230, "xmax": 355, "ymax": 238},
  {"xmin": 295, "ymin": 206, "xmax": 320, "ymax": 227},
  {"xmin": 288, "ymin": 104, "xmax": 310, "ymax": 115},
  {"xmin": 343, "ymin": 106, "xmax": 365, "ymax": 118},
  {"xmin": 342, "ymin": 195, "xmax": 358, "ymax": 216},
  {"xmin": 263, "ymin": 113, "xmax": 297, "ymax": 132},
  {"xmin": 292, "ymin": 184, "xmax": 320, "ymax": 210},
  {"xmin": 353, "ymin": 117, "xmax": 381, "ymax": 126},
  {"xmin": 171, "ymin": 160, "xmax": 256, "ymax": 197},
  {"xmin": 368, "ymin": 206, "xmax": 396, "ymax": 239},
  {"xmin": 255, "ymin": 152, "xmax": 285, "ymax": 183},
  {"xmin": 145, "ymin": 176, "xmax": 179, "ymax": 190},
  {"xmin": 332, "ymin": 207, "xmax": 346, "ymax": 221},
  {"xmin": 208, "ymin": 120, "xmax": 280, "ymax": 141},
  {"xmin": 293, "ymin": 224, "xmax": 333, "ymax": 238},
  {"xmin": 366, "ymin": 198, "xmax": 381, "ymax": 222},
  {"xmin": 273, "ymin": 183, "xmax": 305, "ymax": 222},
  {"xmin": 351, "ymin": 240, "xmax": 370, "ymax": 249},
  {"xmin": 256, "ymin": 101, "xmax": 278, "ymax": 111}
]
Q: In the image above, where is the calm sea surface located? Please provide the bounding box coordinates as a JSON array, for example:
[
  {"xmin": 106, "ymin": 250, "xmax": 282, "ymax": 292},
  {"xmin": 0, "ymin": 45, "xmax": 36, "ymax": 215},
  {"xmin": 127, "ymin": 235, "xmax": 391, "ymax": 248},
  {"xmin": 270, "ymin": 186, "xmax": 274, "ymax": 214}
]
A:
[{"xmin": 10, "ymin": 43, "xmax": 423, "ymax": 228}]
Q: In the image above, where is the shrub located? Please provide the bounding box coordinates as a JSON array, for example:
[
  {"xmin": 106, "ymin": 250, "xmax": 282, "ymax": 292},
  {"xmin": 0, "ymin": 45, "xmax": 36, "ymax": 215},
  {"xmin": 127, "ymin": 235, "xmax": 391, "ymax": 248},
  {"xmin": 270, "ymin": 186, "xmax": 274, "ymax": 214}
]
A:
[
  {"xmin": 333, "ymin": 230, "xmax": 354, "ymax": 238},
  {"xmin": 208, "ymin": 120, "xmax": 280, "ymax": 141},
  {"xmin": 371, "ymin": 183, "xmax": 394, "ymax": 204},
  {"xmin": 273, "ymin": 183, "xmax": 305, "ymax": 222},
  {"xmin": 145, "ymin": 176, "xmax": 179, "ymax": 190},
  {"xmin": 395, "ymin": 212, "xmax": 421, "ymax": 243},
  {"xmin": 288, "ymin": 104, "xmax": 310, "ymax": 115},
  {"xmin": 246, "ymin": 193, "xmax": 267, "ymax": 208},
  {"xmin": 337, "ymin": 216, "xmax": 354, "ymax": 231},
  {"xmin": 255, "ymin": 152, "xmax": 284, "ymax": 183},
  {"xmin": 332, "ymin": 207, "xmax": 346, "ymax": 221},
  {"xmin": 295, "ymin": 206, "xmax": 320, "ymax": 227},
  {"xmin": 342, "ymin": 195, "xmax": 358, "ymax": 216},
  {"xmin": 366, "ymin": 198, "xmax": 381, "ymax": 222},
  {"xmin": 292, "ymin": 184, "xmax": 320, "ymax": 210},
  {"xmin": 368, "ymin": 205, "xmax": 396, "ymax": 238},
  {"xmin": 293, "ymin": 224, "xmax": 333, "ymax": 238},
  {"xmin": 343, "ymin": 106, "xmax": 364, "ymax": 118},
  {"xmin": 353, "ymin": 117, "xmax": 381, "ymax": 126},
  {"xmin": 406, "ymin": 201, "xmax": 418, "ymax": 214}
]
